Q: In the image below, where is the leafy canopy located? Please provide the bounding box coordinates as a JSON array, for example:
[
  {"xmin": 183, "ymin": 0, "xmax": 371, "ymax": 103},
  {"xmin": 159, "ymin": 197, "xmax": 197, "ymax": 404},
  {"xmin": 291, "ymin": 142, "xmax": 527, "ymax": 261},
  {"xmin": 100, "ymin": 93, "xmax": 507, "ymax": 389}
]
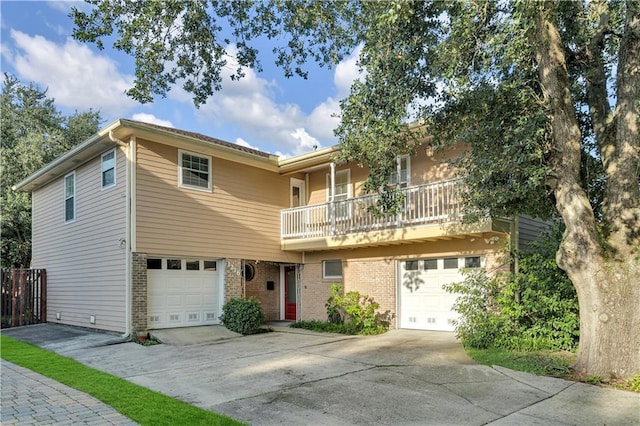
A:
[
  {"xmin": 1, "ymin": 74, "xmax": 101, "ymax": 268},
  {"xmin": 71, "ymin": 1, "xmax": 622, "ymax": 221}
]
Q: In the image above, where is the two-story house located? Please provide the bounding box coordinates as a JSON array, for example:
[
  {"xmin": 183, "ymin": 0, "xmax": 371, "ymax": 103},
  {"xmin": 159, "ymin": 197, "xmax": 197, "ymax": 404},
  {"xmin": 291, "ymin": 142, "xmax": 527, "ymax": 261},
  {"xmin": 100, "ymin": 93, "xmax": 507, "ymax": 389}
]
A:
[{"xmin": 14, "ymin": 119, "xmax": 545, "ymax": 334}]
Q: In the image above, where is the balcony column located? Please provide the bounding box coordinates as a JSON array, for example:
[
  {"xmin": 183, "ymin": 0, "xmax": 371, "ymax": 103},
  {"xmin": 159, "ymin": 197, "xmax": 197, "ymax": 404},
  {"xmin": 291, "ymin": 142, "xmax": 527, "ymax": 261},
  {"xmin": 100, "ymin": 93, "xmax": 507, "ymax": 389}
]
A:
[{"xmin": 330, "ymin": 162, "xmax": 336, "ymax": 233}]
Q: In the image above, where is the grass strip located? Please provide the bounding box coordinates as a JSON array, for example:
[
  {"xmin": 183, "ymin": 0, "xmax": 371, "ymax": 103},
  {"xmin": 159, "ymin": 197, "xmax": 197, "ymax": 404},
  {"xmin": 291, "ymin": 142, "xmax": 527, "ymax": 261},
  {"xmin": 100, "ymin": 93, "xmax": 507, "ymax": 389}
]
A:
[
  {"xmin": 1, "ymin": 335, "xmax": 243, "ymax": 425},
  {"xmin": 466, "ymin": 347, "xmax": 576, "ymax": 376}
]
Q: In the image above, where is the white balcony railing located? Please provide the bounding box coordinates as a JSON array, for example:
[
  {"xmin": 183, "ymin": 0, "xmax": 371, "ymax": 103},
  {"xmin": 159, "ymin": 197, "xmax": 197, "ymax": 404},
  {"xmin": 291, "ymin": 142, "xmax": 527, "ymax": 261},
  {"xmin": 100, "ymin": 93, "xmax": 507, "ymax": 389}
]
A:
[{"xmin": 281, "ymin": 179, "xmax": 464, "ymax": 240}]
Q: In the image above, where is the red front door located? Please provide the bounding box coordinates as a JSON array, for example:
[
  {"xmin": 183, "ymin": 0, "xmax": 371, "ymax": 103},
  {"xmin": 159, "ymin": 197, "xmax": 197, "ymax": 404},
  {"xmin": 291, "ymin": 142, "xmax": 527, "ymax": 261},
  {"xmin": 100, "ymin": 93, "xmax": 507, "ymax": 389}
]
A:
[{"xmin": 284, "ymin": 266, "xmax": 297, "ymax": 320}]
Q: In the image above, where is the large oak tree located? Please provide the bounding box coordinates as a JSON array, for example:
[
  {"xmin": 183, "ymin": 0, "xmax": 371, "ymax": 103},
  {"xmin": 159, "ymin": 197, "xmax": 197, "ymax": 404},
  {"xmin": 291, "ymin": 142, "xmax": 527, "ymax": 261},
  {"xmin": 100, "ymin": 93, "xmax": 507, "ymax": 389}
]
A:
[{"xmin": 72, "ymin": 0, "xmax": 639, "ymax": 379}]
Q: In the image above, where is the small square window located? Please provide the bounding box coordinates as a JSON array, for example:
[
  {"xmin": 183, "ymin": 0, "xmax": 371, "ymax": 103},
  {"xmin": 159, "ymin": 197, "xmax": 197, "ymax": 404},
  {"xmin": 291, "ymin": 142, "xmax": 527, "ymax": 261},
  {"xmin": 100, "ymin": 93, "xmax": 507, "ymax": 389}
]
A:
[
  {"xmin": 405, "ymin": 260, "xmax": 419, "ymax": 271},
  {"xmin": 147, "ymin": 258, "xmax": 162, "ymax": 269},
  {"xmin": 167, "ymin": 259, "xmax": 182, "ymax": 270},
  {"xmin": 203, "ymin": 261, "xmax": 217, "ymax": 271},
  {"xmin": 465, "ymin": 256, "xmax": 481, "ymax": 268},
  {"xmin": 424, "ymin": 259, "xmax": 438, "ymax": 270},
  {"xmin": 186, "ymin": 260, "xmax": 200, "ymax": 270},
  {"xmin": 443, "ymin": 258, "xmax": 459, "ymax": 269},
  {"xmin": 323, "ymin": 260, "xmax": 343, "ymax": 279}
]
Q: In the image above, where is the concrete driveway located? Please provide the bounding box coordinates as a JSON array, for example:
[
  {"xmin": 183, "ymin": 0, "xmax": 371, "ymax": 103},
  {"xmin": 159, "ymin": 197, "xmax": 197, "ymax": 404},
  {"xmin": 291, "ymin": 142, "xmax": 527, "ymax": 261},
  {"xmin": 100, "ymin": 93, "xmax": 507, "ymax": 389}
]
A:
[{"xmin": 3, "ymin": 324, "xmax": 639, "ymax": 425}]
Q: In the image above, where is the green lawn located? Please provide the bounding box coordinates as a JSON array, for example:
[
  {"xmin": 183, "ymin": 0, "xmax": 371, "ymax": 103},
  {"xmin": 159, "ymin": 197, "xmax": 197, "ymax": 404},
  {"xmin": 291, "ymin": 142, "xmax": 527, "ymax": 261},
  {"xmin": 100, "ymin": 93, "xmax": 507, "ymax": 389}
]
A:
[{"xmin": 1, "ymin": 336, "xmax": 244, "ymax": 425}]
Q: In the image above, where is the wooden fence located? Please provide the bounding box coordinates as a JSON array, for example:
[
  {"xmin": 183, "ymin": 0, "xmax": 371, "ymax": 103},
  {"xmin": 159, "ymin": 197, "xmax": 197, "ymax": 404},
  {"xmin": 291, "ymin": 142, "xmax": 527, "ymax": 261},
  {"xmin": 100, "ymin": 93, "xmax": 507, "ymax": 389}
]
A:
[{"xmin": 1, "ymin": 269, "xmax": 46, "ymax": 328}]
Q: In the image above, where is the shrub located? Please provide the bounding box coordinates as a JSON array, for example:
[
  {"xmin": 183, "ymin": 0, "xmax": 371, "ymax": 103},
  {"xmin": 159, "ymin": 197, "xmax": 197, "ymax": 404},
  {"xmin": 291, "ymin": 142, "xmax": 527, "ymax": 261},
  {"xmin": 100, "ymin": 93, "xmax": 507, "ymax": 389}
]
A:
[
  {"xmin": 444, "ymin": 226, "xmax": 579, "ymax": 351},
  {"xmin": 219, "ymin": 297, "xmax": 264, "ymax": 335},
  {"xmin": 324, "ymin": 284, "xmax": 391, "ymax": 335}
]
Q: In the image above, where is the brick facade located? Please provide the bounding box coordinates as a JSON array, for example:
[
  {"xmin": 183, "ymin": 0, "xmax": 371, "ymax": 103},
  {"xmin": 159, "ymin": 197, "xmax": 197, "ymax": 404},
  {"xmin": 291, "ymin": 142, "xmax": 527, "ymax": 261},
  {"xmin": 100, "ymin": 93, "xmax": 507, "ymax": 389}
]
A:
[
  {"xmin": 244, "ymin": 261, "xmax": 281, "ymax": 321},
  {"xmin": 224, "ymin": 258, "xmax": 244, "ymax": 300},
  {"xmin": 343, "ymin": 258, "xmax": 397, "ymax": 328},
  {"xmin": 131, "ymin": 252, "xmax": 148, "ymax": 332},
  {"xmin": 300, "ymin": 262, "xmax": 341, "ymax": 321}
]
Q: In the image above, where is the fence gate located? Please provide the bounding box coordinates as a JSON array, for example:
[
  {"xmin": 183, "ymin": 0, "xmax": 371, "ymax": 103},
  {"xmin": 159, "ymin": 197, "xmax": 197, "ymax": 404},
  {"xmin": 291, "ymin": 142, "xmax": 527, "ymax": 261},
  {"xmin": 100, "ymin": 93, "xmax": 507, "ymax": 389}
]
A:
[{"xmin": 1, "ymin": 269, "xmax": 47, "ymax": 328}]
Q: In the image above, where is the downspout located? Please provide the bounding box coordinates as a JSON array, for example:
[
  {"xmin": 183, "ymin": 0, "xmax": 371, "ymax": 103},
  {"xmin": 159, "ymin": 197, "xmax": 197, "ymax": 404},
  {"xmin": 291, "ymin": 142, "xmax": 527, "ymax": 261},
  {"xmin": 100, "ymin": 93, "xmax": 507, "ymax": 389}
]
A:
[{"xmin": 109, "ymin": 131, "xmax": 132, "ymax": 338}]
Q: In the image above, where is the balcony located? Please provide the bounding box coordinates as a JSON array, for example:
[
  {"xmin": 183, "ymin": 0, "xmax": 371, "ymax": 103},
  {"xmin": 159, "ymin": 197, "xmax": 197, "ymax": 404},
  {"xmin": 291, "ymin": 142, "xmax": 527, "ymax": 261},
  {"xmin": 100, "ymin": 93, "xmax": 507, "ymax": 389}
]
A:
[{"xmin": 280, "ymin": 179, "xmax": 496, "ymax": 251}]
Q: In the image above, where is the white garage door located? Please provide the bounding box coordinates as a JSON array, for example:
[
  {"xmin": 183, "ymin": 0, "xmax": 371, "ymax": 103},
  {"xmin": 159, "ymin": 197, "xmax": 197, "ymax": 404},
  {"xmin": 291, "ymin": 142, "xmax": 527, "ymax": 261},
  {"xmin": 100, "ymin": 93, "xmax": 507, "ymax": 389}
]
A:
[
  {"xmin": 398, "ymin": 256, "xmax": 482, "ymax": 331},
  {"xmin": 147, "ymin": 258, "xmax": 223, "ymax": 329}
]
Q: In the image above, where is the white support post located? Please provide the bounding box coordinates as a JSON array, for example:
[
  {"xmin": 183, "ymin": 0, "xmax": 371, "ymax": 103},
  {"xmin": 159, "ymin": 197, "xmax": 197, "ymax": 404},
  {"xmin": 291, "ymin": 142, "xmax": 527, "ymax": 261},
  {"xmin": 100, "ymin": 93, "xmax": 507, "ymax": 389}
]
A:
[{"xmin": 330, "ymin": 162, "xmax": 336, "ymax": 234}]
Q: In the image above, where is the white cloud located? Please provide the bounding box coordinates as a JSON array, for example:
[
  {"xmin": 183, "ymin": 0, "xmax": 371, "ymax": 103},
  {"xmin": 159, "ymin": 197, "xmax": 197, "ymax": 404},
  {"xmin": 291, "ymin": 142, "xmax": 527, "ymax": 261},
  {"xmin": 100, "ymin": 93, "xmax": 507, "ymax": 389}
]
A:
[
  {"xmin": 130, "ymin": 113, "xmax": 173, "ymax": 128},
  {"xmin": 181, "ymin": 44, "xmax": 367, "ymax": 156},
  {"xmin": 234, "ymin": 137, "xmax": 260, "ymax": 150},
  {"xmin": 334, "ymin": 45, "xmax": 364, "ymax": 96},
  {"xmin": 3, "ymin": 30, "xmax": 136, "ymax": 116}
]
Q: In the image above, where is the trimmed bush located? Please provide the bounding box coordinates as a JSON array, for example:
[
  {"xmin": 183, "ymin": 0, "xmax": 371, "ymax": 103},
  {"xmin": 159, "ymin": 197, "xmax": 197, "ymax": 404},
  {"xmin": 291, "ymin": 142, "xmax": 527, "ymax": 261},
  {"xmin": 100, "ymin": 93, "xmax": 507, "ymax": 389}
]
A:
[
  {"xmin": 324, "ymin": 284, "xmax": 392, "ymax": 335},
  {"xmin": 444, "ymin": 226, "xmax": 579, "ymax": 351},
  {"xmin": 219, "ymin": 297, "xmax": 264, "ymax": 335}
]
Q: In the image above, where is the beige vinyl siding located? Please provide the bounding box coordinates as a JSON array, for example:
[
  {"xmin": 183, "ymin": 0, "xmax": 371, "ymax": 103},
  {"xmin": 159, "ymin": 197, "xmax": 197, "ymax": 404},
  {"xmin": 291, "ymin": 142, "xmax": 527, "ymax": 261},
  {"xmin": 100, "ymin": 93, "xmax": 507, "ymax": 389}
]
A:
[
  {"xmin": 305, "ymin": 142, "xmax": 463, "ymax": 206},
  {"xmin": 136, "ymin": 140, "xmax": 300, "ymax": 263},
  {"xmin": 31, "ymin": 147, "xmax": 127, "ymax": 332}
]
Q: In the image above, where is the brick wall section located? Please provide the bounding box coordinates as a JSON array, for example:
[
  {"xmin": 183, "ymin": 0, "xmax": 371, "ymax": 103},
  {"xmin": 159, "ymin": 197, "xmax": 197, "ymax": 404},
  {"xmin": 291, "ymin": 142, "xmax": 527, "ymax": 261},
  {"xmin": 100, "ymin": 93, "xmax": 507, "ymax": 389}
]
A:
[
  {"xmin": 245, "ymin": 261, "xmax": 281, "ymax": 321},
  {"xmin": 131, "ymin": 252, "xmax": 147, "ymax": 332},
  {"xmin": 300, "ymin": 262, "xmax": 341, "ymax": 321},
  {"xmin": 343, "ymin": 258, "xmax": 397, "ymax": 328},
  {"xmin": 224, "ymin": 258, "xmax": 243, "ymax": 301}
]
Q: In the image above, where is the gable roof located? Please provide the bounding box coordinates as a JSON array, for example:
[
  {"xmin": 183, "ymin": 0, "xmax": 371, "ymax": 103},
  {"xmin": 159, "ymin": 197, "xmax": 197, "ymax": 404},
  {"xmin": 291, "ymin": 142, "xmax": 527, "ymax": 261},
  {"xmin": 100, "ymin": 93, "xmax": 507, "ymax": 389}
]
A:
[{"xmin": 13, "ymin": 118, "xmax": 344, "ymax": 192}]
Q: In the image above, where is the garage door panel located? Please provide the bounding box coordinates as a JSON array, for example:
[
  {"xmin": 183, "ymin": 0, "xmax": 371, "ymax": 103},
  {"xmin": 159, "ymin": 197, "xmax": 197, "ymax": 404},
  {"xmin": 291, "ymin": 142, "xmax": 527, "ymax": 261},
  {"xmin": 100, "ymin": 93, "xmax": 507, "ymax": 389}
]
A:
[
  {"xmin": 399, "ymin": 257, "xmax": 481, "ymax": 331},
  {"xmin": 147, "ymin": 259, "xmax": 222, "ymax": 329}
]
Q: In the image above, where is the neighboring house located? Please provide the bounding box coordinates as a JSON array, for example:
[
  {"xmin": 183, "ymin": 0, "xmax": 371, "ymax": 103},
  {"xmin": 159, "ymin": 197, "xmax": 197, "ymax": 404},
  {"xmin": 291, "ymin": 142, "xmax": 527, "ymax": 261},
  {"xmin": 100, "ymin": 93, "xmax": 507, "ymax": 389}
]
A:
[{"xmin": 14, "ymin": 119, "xmax": 546, "ymax": 334}]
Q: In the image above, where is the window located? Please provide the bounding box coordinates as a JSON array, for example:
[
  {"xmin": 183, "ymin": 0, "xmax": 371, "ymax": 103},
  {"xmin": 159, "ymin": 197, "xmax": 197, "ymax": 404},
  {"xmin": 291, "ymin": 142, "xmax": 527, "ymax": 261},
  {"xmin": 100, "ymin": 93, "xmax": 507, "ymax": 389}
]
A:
[
  {"xmin": 167, "ymin": 259, "xmax": 182, "ymax": 270},
  {"xmin": 64, "ymin": 172, "xmax": 75, "ymax": 223},
  {"xmin": 405, "ymin": 260, "xmax": 419, "ymax": 271},
  {"xmin": 203, "ymin": 261, "xmax": 217, "ymax": 271},
  {"xmin": 326, "ymin": 169, "xmax": 351, "ymax": 202},
  {"xmin": 390, "ymin": 155, "xmax": 410, "ymax": 188},
  {"xmin": 186, "ymin": 260, "xmax": 200, "ymax": 270},
  {"xmin": 147, "ymin": 258, "xmax": 162, "ymax": 269},
  {"xmin": 327, "ymin": 170, "xmax": 351, "ymax": 219},
  {"xmin": 323, "ymin": 260, "xmax": 343, "ymax": 279},
  {"xmin": 101, "ymin": 149, "xmax": 116, "ymax": 189},
  {"xmin": 424, "ymin": 259, "xmax": 438, "ymax": 270},
  {"xmin": 179, "ymin": 150, "xmax": 211, "ymax": 191},
  {"xmin": 465, "ymin": 256, "xmax": 481, "ymax": 268},
  {"xmin": 443, "ymin": 258, "xmax": 459, "ymax": 269}
]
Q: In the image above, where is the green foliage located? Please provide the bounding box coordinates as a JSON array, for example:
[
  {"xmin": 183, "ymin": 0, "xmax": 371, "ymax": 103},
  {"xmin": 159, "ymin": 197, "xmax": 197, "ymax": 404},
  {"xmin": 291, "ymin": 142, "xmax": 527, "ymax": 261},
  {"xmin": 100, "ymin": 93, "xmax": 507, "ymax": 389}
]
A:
[
  {"xmin": 444, "ymin": 228, "xmax": 579, "ymax": 351},
  {"xmin": 324, "ymin": 284, "xmax": 391, "ymax": 335},
  {"xmin": 219, "ymin": 297, "xmax": 265, "ymax": 335},
  {"xmin": 290, "ymin": 320, "xmax": 361, "ymax": 335},
  {"xmin": 1, "ymin": 74, "xmax": 101, "ymax": 268},
  {"xmin": 467, "ymin": 347, "xmax": 575, "ymax": 377},
  {"xmin": 1, "ymin": 336, "xmax": 241, "ymax": 425}
]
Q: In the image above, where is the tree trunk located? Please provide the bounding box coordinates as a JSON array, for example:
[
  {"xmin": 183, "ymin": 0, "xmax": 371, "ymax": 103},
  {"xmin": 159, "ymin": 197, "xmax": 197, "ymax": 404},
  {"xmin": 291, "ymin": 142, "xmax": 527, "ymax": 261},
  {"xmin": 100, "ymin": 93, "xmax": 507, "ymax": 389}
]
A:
[{"xmin": 532, "ymin": 2, "xmax": 640, "ymax": 379}]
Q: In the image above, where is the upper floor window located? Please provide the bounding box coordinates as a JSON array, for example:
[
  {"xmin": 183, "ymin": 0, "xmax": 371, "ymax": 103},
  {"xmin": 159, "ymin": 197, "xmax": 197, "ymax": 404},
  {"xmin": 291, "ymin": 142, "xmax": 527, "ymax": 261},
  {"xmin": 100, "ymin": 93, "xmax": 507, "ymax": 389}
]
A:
[
  {"xmin": 179, "ymin": 150, "xmax": 212, "ymax": 191},
  {"xmin": 101, "ymin": 149, "xmax": 116, "ymax": 189},
  {"xmin": 326, "ymin": 169, "xmax": 351, "ymax": 202},
  {"xmin": 64, "ymin": 171, "xmax": 76, "ymax": 223},
  {"xmin": 390, "ymin": 155, "xmax": 410, "ymax": 188}
]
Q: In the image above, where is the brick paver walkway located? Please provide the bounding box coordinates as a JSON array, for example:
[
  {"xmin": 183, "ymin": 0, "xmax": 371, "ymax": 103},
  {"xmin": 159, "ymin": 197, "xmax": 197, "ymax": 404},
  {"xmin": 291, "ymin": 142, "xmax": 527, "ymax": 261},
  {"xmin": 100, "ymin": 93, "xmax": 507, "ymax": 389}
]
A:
[{"xmin": 1, "ymin": 360, "xmax": 138, "ymax": 425}]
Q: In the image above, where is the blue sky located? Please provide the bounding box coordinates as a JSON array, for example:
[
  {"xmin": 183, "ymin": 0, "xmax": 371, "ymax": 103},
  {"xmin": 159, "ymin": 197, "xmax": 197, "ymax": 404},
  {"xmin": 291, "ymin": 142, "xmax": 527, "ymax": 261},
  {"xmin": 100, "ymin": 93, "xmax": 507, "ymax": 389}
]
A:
[{"xmin": 1, "ymin": 1, "xmax": 362, "ymax": 156}]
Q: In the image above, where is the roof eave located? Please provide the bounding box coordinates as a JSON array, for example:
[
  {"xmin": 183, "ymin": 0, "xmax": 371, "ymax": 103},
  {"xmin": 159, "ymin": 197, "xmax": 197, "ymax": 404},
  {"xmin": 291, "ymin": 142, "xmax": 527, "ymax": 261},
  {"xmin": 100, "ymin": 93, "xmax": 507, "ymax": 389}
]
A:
[{"xmin": 12, "ymin": 119, "xmax": 124, "ymax": 192}]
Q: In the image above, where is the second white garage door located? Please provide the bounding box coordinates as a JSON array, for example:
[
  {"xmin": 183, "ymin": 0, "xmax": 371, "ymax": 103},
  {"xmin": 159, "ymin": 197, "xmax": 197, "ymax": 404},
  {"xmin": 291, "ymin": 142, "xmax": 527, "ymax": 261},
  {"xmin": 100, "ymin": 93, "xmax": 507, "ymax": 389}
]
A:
[
  {"xmin": 147, "ymin": 258, "xmax": 224, "ymax": 329},
  {"xmin": 398, "ymin": 256, "xmax": 482, "ymax": 331}
]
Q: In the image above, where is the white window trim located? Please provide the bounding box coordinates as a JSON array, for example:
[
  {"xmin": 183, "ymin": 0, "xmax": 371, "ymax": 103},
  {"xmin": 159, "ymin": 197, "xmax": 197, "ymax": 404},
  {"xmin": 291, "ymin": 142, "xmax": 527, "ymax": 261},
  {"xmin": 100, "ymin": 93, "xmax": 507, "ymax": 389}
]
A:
[
  {"xmin": 64, "ymin": 171, "xmax": 76, "ymax": 224},
  {"xmin": 391, "ymin": 155, "xmax": 411, "ymax": 188},
  {"xmin": 322, "ymin": 259, "xmax": 343, "ymax": 280},
  {"xmin": 101, "ymin": 148, "xmax": 117, "ymax": 190},
  {"xmin": 326, "ymin": 169, "xmax": 351, "ymax": 202},
  {"xmin": 178, "ymin": 149, "xmax": 212, "ymax": 192}
]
